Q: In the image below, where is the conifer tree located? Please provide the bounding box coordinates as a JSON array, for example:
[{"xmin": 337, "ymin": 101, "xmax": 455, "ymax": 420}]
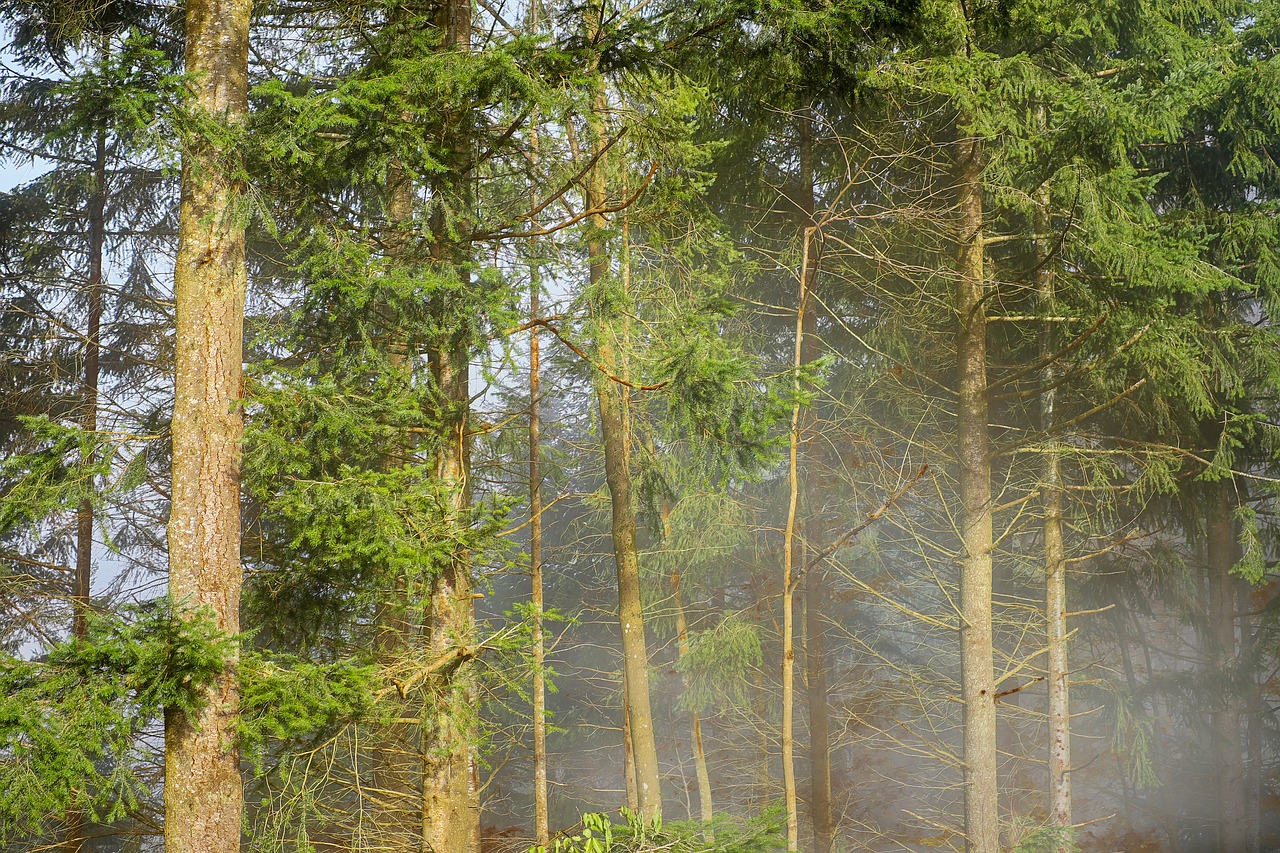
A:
[{"xmin": 165, "ymin": 0, "xmax": 252, "ymax": 847}]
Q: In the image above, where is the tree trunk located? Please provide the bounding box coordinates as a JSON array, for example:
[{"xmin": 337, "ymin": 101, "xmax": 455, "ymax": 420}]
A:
[
  {"xmin": 954, "ymin": 130, "xmax": 999, "ymax": 853},
  {"xmin": 585, "ymin": 86, "xmax": 663, "ymax": 823},
  {"xmin": 1208, "ymin": 480, "xmax": 1246, "ymax": 853},
  {"xmin": 530, "ymin": 278, "xmax": 550, "ymax": 848},
  {"xmin": 671, "ymin": 563, "xmax": 714, "ymax": 828},
  {"xmin": 164, "ymin": 0, "xmax": 251, "ymax": 847},
  {"xmin": 1038, "ymin": 185, "xmax": 1072, "ymax": 844},
  {"xmin": 793, "ymin": 104, "xmax": 835, "ymax": 853},
  {"xmin": 66, "ymin": 80, "xmax": 108, "ymax": 853},
  {"xmin": 781, "ymin": 220, "xmax": 815, "ymax": 851},
  {"xmin": 419, "ymin": 2, "xmax": 479, "ymax": 849},
  {"xmin": 805, "ymin": 560, "xmax": 833, "ymax": 853}
]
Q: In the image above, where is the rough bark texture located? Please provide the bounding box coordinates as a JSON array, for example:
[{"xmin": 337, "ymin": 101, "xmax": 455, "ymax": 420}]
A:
[
  {"xmin": 369, "ymin": 151, "xmax": 421, "ymax": 853},
  {"xmin": 417, "ymin": 1, "xmax": 481, "ymax": 847},
  {"xmin": 1208, "ymin": 480, "xmax": 1246, "ymax": 853},
  {"xmin": 164, "ymin": 0, "xmax": 251, "ymax": 847},
  {"xmin": 954, "ymin": 132, "xmax": 999, "ymax": 853}
]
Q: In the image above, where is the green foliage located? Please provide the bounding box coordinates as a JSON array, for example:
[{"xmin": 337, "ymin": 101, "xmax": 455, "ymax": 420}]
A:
[
  {"xmin": 1011, "ymin": 824, "xmax": 1078, "ymax": 853},
  {"xmin": 0, "ymin": 600, "xmax": 231, "ymax": 841},
  {"xmin": 238, "ymin": 653, "xmax": 382, "ymax": 772},
  {"xmin": 674, "ymin": 616, "xmax": 763, "ymax": 713},
  {"xmin": 534, "ymin": 808, "xmax": 785, "ymax": 853}
]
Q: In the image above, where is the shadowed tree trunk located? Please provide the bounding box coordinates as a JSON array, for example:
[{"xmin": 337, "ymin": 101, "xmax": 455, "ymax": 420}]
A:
[
  {"xmin": 795, "ymin": 105, "xmax": 834, "ymax": 853},
  {"xmin": 164, "ymin": 0, "xmax": 252, "ymax": 847},
  {"xmin": 65, "ymin": 79, "xmax": 108, "ymax": 853},
  {"xmin": 1208, "ymin": 479, "xmax": 1246, "ymax": 853}
]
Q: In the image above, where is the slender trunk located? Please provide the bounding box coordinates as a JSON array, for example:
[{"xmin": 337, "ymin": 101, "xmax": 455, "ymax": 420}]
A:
[
  {"xmin": 781, "ymin": 222, "xmax": 813, "ymax": 852},
  {"xmin": 1208, "ymin": 481, "xmax": 1246, "ymax": 853},
  {"xmin": 753, "ymin": 588, "xmax": 770, "ymax": 814},
  {"xmin": 585, "ymin": 85, "xmax": 663, "ymax": 822},
  {"xmin": 66, "ymin": 86, "xmax": 108, "ymax": 853},
  {"xmin": 1038, "ymin": 183, "xmax": 1071, "ymax": 842},
  {"xmin": 795, "ymin": 110, "xmax": 833, "ymax": 853},
  {"xmin": 530, "ymin": 279, "xmax": 550, "ymax": 848},
  {"xmin": 954, "ymin": 130, "xmax": 999, "ymax": 853},
  {"xmin": 164, "ymin": 0, "xmax": 251, "ymax": 846},
  {"xmin": 805, "ymin": 560, "xmax": 833, "ymax": 853},
  {"xmin": 671, "ymin": 564, "xmax": 714, "ymax": 828},
  {"xmin": 1242, "ymin": 582, "xmax": 1261, "ymax": 853}
]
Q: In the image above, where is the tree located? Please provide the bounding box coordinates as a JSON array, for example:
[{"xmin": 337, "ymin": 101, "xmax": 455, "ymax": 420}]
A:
[{"xmin": 164, "ymin": 0, "xmax": 252, "ymax": 847}]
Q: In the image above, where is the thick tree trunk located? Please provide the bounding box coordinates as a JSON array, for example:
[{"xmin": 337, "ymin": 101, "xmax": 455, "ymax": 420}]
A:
[
  {"xmin": 585, "ymin": 87, "xmax": 663, "ymax": 823},
  {"xmin": 369, "ymin": 150, "xmax": 420, "ymax": 853},
  {"xmin": 954, "ymin": 131, "xmax": 999, "ymax": 853},
  {"xmin": 164, "ymin": 0, "xmax": 251, "ymax": 847},
  {"xmin": 418, "ymin": 2, "xmax": 480, "ymax": 848},
  {"xmin": 1208, "ymin": 480, "xmax": 1246, "ymax": 853}
]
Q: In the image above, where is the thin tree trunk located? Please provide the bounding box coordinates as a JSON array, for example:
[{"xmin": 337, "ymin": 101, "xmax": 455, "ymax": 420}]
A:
[
  {"xmin": 585, "ymin": 83, "xmax": 663, "ymax": 822},
  {"xmin": 805, "ymin": 560, "xmax": 833, "ymax": 853},
  {"xmin": 1038, "ymin": 184, "xmax": 1072, "ymax": 843},
  {"xmin": 794, "ymin": 104, "xmax": 834, "ymax": 853},
  {"xmin": 753, "ymin": 587, "xmax": 770, "ymax": 814},
  {"xmin": 164, "ymin": 0, "xmax": 251, "ymax": 846},
  {"xmin": 530, "ymin": 277, "xmax": 549, "ymax": 848},
  {"xmin": 66, "ymin": 85, "xmax": 108, "ymax": 853},
  {"xmin": 671, "ymin": 563, "xmax": 714, "ymax": 828},
  {"xmin": 1242, "ymin": 581, "xmax": 1261, "ymax": 853},
  {"xmin": 782, "ymin": 224, "xmax": 813, "ymax": 852},
  {"xmin": 954, "ymin": 130, "xmax": 999, "ymax": 853},
  {"xmin": 1208, "ymin": 480, "xmax": 1246, "ymax": 853}
]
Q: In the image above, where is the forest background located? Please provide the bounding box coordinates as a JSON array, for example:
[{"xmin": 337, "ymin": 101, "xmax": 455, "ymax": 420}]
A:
[{"xmin": 2, "ymin": 0, "xmax": 1280, "ymax": 850}]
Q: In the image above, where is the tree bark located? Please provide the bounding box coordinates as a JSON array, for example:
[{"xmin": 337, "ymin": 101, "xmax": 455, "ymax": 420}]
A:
[
  {"xmin": 1038, "ymin": 185, "xmax": 1071, "ymax": 845},
  {"xmin": 795, "ymin": 108, "xmax": 833, "ymax": 853},
  {"xmin": 781, "ymin": 222, "xmax": 814, "ymax": 852},
  {"xmin": 164, "ymin": 0, "xmax": 251, "ymax": 847},
  {"xmin": 66, "ymin": 74, "xmax": 108, "ymax": 853},
  {"xmin": 805, "ymin": 560, "xmax": 833, "ymax": 853},
  {"xmin": 530, "ymin": 277, "xmax": 550, "ymax": 848},
  {"xmin": 671, "ymin": 563, "xmax": 714, "ymax": 829},
  {"xmin": 1208, "ymin": 480, "xmax": 1246, "ymax": 853},
  {"xmin": 584, "ymin": 84, "xmax": 663, "ymax": 822},
  {"xmin": 954, "ymin": 130, "xmax": 999, "ymax": 853},
  {"xmin": 419, "ymin": 1, "xmax": 479, "ymax": 848}
]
